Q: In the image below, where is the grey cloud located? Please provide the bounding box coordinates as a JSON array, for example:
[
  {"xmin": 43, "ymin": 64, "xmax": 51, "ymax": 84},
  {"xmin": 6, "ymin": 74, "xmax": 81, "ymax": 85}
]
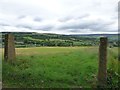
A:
[
  {"xmin": 18, "ymin": 15, "xmax": 26, "ymax": 19},
  {"xmin": 58, "ymin": 14, "xmax": 89, "ymax": 22},
  {"xmin": 16, "ymin": 24, "xmax": 53, "ymax": 31},
  {"xmin": 18, "ymin": 15, "xmax": 43, "ymax": 22},
  {"xmin": 58, "ymin": 16, "xmax": 73, "ymax": 22},
  {"xmin": 69, "ymin": 29, "xmax": 83, "ymax": 33},
  {"xmin": 34, "ymin": 25, "xmax": 53, "ymax": 31},
  {"xmin": 33, "ymin": 17, "xmax": 42, "ymax": 22},
  {"xmin": 58, "ymin": 20, "xmax": 115, "ymax": 32},
  {"xmin": 76, "ymin": 14, "xmax": 90, "ymax": 19},
  {"xmin": 0, "ymin": 21, "xmax": 10, "ymax": 26},
  {"xmin": 16, "ymin": 24, "xmax": 33, "ymax": 30},
  {"xmin": 0, "ymin": 23, "xmax": 10, "ymax": 26}
]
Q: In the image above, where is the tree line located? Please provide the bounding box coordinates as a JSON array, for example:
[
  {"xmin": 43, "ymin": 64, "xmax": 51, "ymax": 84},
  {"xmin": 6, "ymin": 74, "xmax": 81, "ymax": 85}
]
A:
[{"xmin": 1, "ymin": 32, "xmax": 119, "ymax": 48}]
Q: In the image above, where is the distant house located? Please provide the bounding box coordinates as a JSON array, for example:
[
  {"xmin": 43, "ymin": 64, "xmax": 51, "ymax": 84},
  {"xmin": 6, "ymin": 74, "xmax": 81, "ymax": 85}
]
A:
[{"xmin": 15, "ymin": 41, "xmax": 24, "ymax": 44}]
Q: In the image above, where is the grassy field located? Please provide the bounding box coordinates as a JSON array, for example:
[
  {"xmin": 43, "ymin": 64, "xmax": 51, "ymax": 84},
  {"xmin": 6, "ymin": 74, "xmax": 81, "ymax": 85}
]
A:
[{"xmin": 2, "ymin": 47, "xmax": 119, "ymax": 88}]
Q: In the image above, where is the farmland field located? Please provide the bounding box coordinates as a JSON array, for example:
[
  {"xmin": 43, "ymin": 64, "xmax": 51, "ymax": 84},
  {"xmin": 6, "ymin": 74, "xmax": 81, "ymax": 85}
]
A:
[{"xmin": 2, "ymin": 47, "xmax": 119, "ymax": 88}]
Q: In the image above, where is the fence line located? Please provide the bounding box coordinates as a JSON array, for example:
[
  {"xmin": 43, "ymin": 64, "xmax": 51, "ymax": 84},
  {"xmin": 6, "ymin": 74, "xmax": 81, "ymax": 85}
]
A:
[{"xmin": 4, "ymin": 33, "xmax": 108, "ymax": 87}]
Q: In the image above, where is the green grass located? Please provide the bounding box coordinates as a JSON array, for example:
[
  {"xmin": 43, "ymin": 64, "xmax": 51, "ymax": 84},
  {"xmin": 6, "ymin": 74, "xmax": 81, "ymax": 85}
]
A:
[{"xmin": 2, "ymin": 47, "xmax": 119, "ymax": 88}]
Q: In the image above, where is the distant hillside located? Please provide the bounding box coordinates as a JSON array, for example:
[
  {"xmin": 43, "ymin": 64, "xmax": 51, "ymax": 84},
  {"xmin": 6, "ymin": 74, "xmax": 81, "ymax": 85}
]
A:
[{"xmin": 1, "ymin": 32, "xmax": 119, "ymax": 47}]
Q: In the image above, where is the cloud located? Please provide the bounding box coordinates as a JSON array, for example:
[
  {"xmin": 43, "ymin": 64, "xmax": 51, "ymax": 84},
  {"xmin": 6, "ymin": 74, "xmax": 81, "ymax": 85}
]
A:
[
  {"xmin": 57, "ymin": 17, "xmax": 117, "ymax": 33},
  {"xmin": 34, "ymin": 25, "xmax": 53, "ymax": 31},
  {"xmin": 58, "ymin": 14, "xmax": 90, "ymax": 22},
  {"xmin": 16, "ymin": 24, "xmax": 33, "ymax": 30},
  {"xmin": 17, "ymin": 15, "xmax": 26, "ymax": 19},
  {"xmin": 0, "ymin": 0, "xmax": 118, "ymax": 34},
  {"xmin": 16, "ymin": 23, "xmax": 54, "ymax": 31},
  {"xmin": 33, "ymin": 17, "xmax": 43, "ymax": 22},
  {"xmin": 0, "ymin": 23, "xmax": 10, "ymax": 26}
]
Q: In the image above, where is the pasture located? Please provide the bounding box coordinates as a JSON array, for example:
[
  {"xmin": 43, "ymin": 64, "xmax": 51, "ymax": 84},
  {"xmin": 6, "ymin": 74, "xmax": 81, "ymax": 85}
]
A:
[{"xmin": 2, "ymin": 47, "xmax": 119, "ymax": 88}]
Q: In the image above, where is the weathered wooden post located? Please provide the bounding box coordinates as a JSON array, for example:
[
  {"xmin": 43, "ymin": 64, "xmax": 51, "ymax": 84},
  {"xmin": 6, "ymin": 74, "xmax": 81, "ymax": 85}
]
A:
[
  {"xmin": 4, "ymin": 33, "xmax": 16, "ymax": 63},
  {"xmin": 98, "ymin": 37, "xmax": 108, "ymax": 87}
]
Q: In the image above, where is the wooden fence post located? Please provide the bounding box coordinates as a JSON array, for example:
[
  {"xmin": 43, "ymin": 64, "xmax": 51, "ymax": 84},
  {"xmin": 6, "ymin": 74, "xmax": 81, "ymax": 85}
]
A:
[
  {"xmin": 98, "ymin": 37, "xmax": 108, "ymax": 87},
  {"xmin": 4, "ymin": 33, "xmax": 16, "ymax": 63}
]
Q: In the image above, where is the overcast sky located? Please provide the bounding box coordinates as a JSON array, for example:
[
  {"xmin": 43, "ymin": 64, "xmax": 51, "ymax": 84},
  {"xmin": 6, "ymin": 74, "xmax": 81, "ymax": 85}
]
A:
[{"xmin": 0, "ymin": 0, "xmax": 119, "ymax": 34}]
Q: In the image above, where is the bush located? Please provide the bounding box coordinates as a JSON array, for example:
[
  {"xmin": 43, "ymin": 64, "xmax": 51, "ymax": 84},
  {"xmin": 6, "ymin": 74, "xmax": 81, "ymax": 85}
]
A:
[{"xmin": 107, "ymin": 68, "xmax": 119, "ymax": 88}]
